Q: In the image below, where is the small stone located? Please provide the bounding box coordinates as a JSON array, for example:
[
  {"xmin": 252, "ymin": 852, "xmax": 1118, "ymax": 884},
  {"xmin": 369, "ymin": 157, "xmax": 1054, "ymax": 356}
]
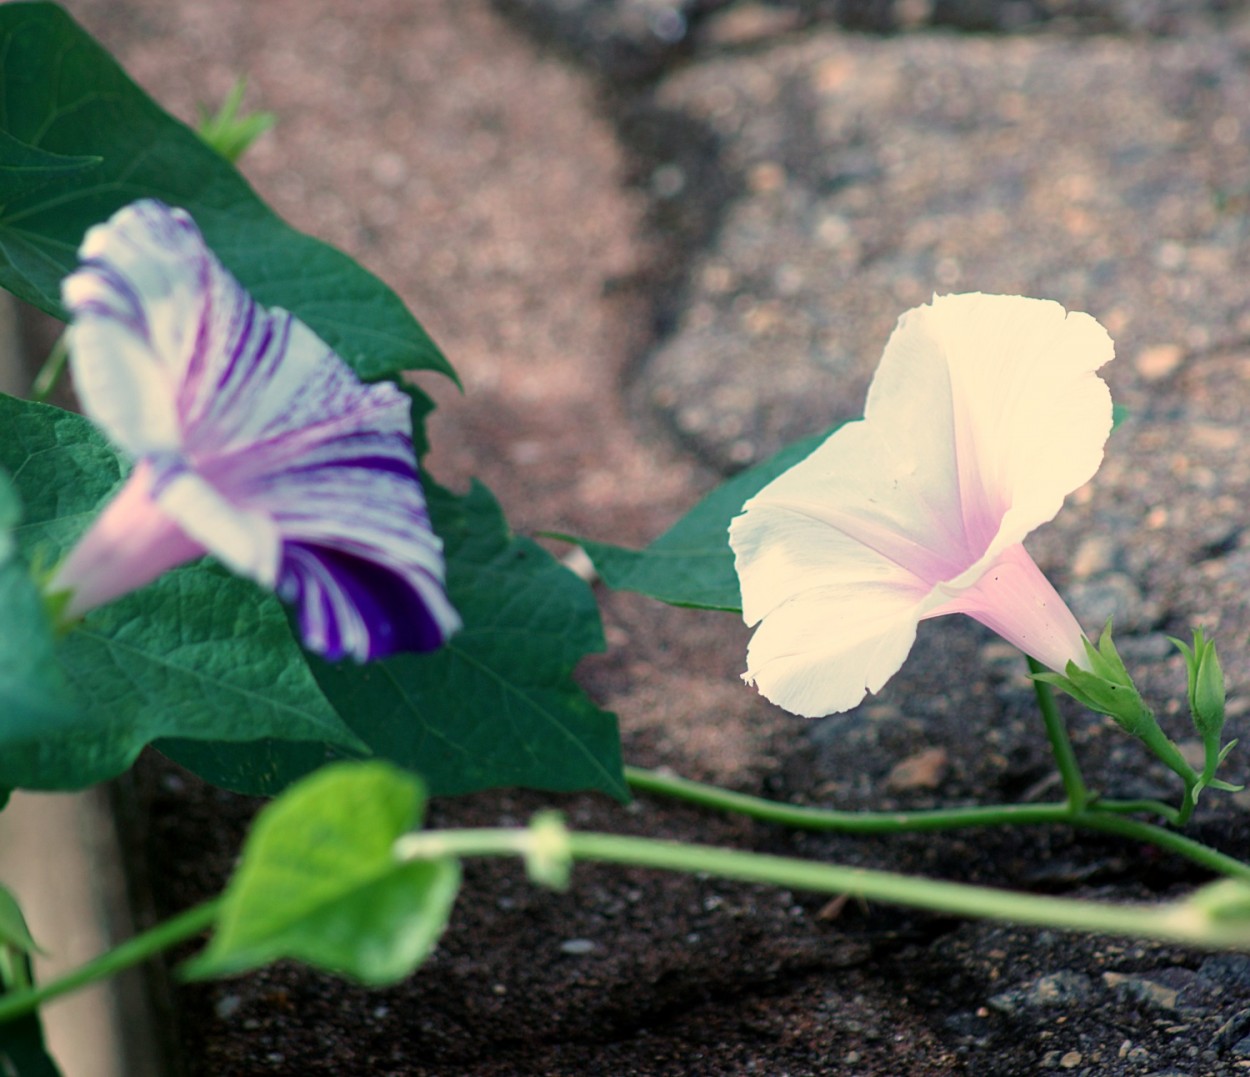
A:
[
  {"xmin": 1199, "ymin": 955, "xmax": 1250, "ymax": 992},
  {"xmin": 560, "ymin": 938, "xmax": 596, "ymax": 955},
  {"xmin": 1070, "ymin": 535, "xmax": 1117, "ymax": 580},
  {"xmin": 1216, "ymin": 1009, "xmax": 1250, "ymax": 1054},
  {"xmin": 747, "ymin": 161, "xmax": 786, "ymax": 194},
  {"xmin": 1135, "ymin": 343, "xmax": 1184, "ymax": 381},
  {"xmin": 369, "ymin": 151, "xmax": 408, "ymax": 189},
  {"xmin": 989, "ymin": 971, "xmax": 1093, "ymax": 1016},
  {"xmin": 700, "ymin": 3, "xmax": 804, "ymax": 47},
  {"xmin": 884, "ymin": 747, "xmax": 949, "ymax": 792},
  {"xmin": 1102, "ymin": 970, "xmax": 1183, "ymax": 1012},
  {"xmin": 1060, "ymin": 1051, "xmax": 1082, "ymax": 1069},
  {"xmin": 214, "ymin": 994, "xmax": 243, "ymax": 1019}
]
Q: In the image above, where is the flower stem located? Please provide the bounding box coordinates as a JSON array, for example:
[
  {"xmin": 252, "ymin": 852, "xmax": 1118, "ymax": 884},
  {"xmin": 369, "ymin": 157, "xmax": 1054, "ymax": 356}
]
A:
[
  {"xmin": 623, "ymin": 768, "xmax": 1244, "ymax": 879},
  {"xmin": 1030, "ymin": 656, "xmax": 1089, "ymax": 811},
  {"xmin": 626, "ymin": 765, "xmax": 1077, "ymax": 831},
  {"xmin": 0, "ymin": 898, "xmax": 220, "ymax": 1025},
  {"xmin": 397, "ymin": 827, "xmax": 1250, "ymax": 950},
  {"xmin": 30, "ymin": 332, "xmax": 69, "ymax": 403},
  {"xmin": 1071, "ymin": 810, "xmax": 1250, "ymax": 881}
]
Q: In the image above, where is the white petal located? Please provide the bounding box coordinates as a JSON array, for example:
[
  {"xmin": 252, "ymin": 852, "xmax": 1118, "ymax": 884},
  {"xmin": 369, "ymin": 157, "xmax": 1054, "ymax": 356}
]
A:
[
  {"xmin": 153, "ymin": 465, "xmax": 281, "ymax": 586},
  {"xmin": 731, "ymin": 415, "xmax": 966, "ymax": 629},
  {"xmin": 63, "ymin": 201, "xmax": 215, "ymax": 456},
  {"xmin": 744, "ymin": 582, "xmax": 925, "ymax": 717},
  {"xmin": 870, "ymin": 293, "xmax": 1113, "ymax": 558}
]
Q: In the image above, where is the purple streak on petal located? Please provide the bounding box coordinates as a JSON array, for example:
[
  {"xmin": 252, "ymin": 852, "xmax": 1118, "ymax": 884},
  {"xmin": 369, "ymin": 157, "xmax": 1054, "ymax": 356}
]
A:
[
  {"xmin": 273, "ymin": 452, "xmax": 418, "ymax": 482},
  {"xmin": 277, "ymin": 541, "xmax": 451, "ymax": 661},
  {"xmin": 70, "ymin": 257, "xmax": 150, "ymax": 340}
]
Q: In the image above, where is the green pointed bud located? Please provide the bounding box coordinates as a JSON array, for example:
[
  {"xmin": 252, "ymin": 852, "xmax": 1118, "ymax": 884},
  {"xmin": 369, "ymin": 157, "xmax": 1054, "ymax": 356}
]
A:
[
  {"xmin": 1178, "ymin": 629, "xmax": 1226, "ymax": 739},
  {"xmin": 1035, "ymin": 624, "xmax": 1154, "ymax": 736},
  {"xmin": 196, "ymin": 78, "xmax": 275, "ymax": 163}
]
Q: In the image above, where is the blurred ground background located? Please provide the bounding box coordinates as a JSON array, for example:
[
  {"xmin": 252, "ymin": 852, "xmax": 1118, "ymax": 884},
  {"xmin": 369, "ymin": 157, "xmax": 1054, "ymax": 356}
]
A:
[{"xmin": 21, "ymin": 0, "xmax": 1250, "ymax": 1073}]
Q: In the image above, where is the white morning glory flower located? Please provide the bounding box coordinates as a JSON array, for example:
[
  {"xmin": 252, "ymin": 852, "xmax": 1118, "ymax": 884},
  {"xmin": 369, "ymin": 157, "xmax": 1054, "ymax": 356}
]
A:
[
  {"xmin": 49, "ymin": 199, "xmax": 460, "ymax": 661},
  {"xmin": 729, "ymin": 292, "xmax": 1114, "ymax": 718}
]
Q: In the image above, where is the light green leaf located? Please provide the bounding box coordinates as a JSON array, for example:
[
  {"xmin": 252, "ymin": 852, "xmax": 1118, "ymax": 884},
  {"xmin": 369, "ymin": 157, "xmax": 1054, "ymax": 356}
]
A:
[
  {"xmin": 185, "ymin": 761, "xmax": 459, "ymax": 984},
  {"xmin": 0, "ymin": 886, "xmax": 40, "ymax": 959},
  {"xmin": 312, "ymin": 482, "xmax": 628, "ymax": 800},
  {"xmin": 0, "ymin": 395, "xmax": 363, "ymax": 791},
  {"xmin": 568, "ymin": 427, "xmax": 836, "ymax": 612},
  {"xmin": 0, "ymin": 2, "xmax": 451, "ymax": 384},
  {"xmin": 195, "ymin": 79, "xmax": 275, "ymax": 164}
]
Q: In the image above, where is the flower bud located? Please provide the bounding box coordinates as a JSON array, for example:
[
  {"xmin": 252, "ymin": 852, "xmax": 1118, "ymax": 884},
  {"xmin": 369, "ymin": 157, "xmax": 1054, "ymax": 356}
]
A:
[{"xmin": 1176, "ymin": 629, "xmax": 1226, "ymax": 740}]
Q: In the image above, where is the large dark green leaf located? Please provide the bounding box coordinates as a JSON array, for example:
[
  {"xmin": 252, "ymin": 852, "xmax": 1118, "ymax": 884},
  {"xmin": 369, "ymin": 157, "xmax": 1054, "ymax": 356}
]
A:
[
  {"xmin": 0, "ymin": 2, "xmax": 451, "ymax": 384},
  {"xmin": 570, "ymin": 427, "xmax": 837, "ymax": 612},
  {"xmin": 0, "ymin": 395, "xmax": 363, "ymax": 791},
  {"xmin": 0, "ymin": 465, "xmax": 81, "ymax": 765},
  {"xmin": 0, "ymin": 131, "xmax": 99, "ymax": 204},
  {"xmin": 185, "ymin": 762, "xmax": 459, "ymax": 985},
  {"xmin": 313, "ymin": 482, "xmax": 628, "ymax": 800}
]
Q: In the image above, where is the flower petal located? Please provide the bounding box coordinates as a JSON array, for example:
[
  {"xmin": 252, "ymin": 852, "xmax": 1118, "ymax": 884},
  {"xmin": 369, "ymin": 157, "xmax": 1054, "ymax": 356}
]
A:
[
  {"xmin": 731, "ymin": 419, "xmax": 965, "ymax": 630},
  {"xmin": 261, "ymin": 455, "xmax": 460, "ymax": 661},
  {"xmin": 50, "ymin": 460, "xmax": 207, "ymax": 617},
  {"xmin": 152, "ymin": 461, "xmax": 281, "ymax": 585},
  {"xmin": 924, "ymin": 542, "xmax": 1088, "ymax": 676},
  {"xmin": 277, "ymin": 541, "xmax": 458, "ymax": 662},
  {"xmin": 869, "ymin": 293, "xmax": 1113, "ymax": 560},
  {"xmin": 744, "ymin": 581, "xmax": 927, "ymax": 717},
  {"xmin": 62, "ymin": 201, "xmax": 215, "ymax": 456}
]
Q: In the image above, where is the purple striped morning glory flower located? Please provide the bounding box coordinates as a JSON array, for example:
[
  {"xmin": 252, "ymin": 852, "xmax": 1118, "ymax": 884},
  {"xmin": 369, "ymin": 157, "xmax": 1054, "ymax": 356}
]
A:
[{"xmin": 48, "ymin": 199, "xmax": 460, "ymax": 661}]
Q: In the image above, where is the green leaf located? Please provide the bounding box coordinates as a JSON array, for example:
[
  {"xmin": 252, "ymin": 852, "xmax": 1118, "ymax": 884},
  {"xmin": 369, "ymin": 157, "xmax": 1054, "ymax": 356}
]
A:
[
  {"xmin": 185, "ymin": 761, "xmax": 459, "ymax": 984},
  {"xmin": 0, "ymin": 1007, "xmax": 62, "ymax": 1077},
  {"xmin": 568, "ymin": 427, "xmax": 837, "ymax": 612},
  {"xmin": 0, "ymin": 465, "xmax": 81, "ymax": 758},
  {"xmin": 314, "ymin": 482, "xmax": 628, "ymax": 800},
  {"xmin": 0, "ymin": 464, "xmax": 21, "ymax": 570},
  {"xmin": 0, "ymin": 886, "xmax": 41, "ymax": 960},
  {"xmin": 0, "ymin": 130, "xmax": 100, "ymax": 205},
  {"xmin": 0, "ymin": 2, "xmax": 452, "ymax": 384},
  {"xmin": 0, "ymin": 887, "xmax": 60, "ymax": 1077},
  {"xmin": 154, "ymin": 737, "xmax": 359, "ymax": 797},
  {"xmin": 0, "ymin": 395, "xmax": 364, "ymax": 791}
]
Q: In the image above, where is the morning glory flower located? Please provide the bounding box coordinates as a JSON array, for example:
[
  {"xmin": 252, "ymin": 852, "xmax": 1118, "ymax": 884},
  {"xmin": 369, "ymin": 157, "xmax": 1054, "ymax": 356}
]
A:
[
  {"xmin": 729, "ymin": 293, "xmax": 1113, "ymax": 717},
  {"xmin": 48, "ymin": 199, "xmax": 460, "ymax": 661}
]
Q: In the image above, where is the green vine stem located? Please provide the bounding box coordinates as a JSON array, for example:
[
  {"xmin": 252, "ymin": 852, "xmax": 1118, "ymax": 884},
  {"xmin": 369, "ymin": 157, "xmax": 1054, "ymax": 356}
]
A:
[
  {"xmin": 6, "ymin": 814, "xmax": 1250, "ymax": 1029},
  {"xmin": 623, "ymin": 768, "xmax": 1247, "ymax": 881},
  {"xmin": 1029, "ymin": 656, "xmax": 1089, "ymax": 811},
  {"xmin": 397, "ymin": 826, "xmax": 1250, "ymax": 948},
  {"xmin": 30, "ymin": 333, "xmax": 69, "ymax": 404},
  {"xmin": 0, "ymin": 898, "xmax": 220, "ymax": 1025}
]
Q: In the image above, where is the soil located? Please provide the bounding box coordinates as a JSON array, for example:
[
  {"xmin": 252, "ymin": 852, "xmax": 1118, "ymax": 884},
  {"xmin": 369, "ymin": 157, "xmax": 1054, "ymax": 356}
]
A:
[{"xmin": 38, "ymin": 0, "xmax": 1250, "ymax": 1074}]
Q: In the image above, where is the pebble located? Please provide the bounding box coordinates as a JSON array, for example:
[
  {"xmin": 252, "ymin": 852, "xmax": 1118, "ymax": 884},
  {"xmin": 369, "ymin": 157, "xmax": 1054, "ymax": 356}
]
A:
[
  {"xmin": 560, "ymin": 938, "xmax": 596, "ymax": 955},
  {"xmin": 884, "ymin": 746, "xmax": 949, "ymax": 792},
  {"xmin": 988, "ymin": 971, "xmax": 1093, "ymax": 1016}
]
